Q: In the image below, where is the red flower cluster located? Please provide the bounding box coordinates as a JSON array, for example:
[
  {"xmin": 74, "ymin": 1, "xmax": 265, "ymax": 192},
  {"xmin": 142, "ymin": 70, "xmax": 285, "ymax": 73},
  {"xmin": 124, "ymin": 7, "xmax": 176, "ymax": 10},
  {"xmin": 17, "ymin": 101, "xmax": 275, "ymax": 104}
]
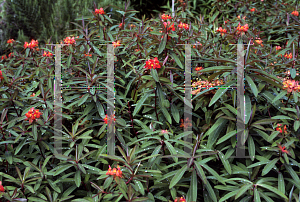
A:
[
  {"xmin": 104, "ymin": 114, "xmax": 116, "ymax": 124},
  {"xmin": 24, "ymin": 39, "xmax": 38, "ymax": 49},
  {"xmin": 216, "ymin": 27, "xmax": 227, "ymax": 36},
  {"xmin": 0, "ymin": 181, "xmax": 4, "ymax": 192},
  {"xmin": 161, "ymin": 14, "xmax": 172, "ymax": 20},
  {"xmin": 282, "ymin": 78, "xmax": 300, "ymax": 93},
  {"xmin": 1, "ymin": 55, "xmax": 7, "ymax": 60},
  {"xmin": 8, "ymin": 53, "xmax": 14, "ymax": 58},
  {"xmin": 163, "ymin": 21, "xmax": 175, "ymax": 31},
  {"xmin": 275, "ymin": 46, "xmax": 281, "ymax": 51},
  {"xmin": 84, "ymin": 53, "xmax": 92, "ymax": 57},
  {"xmin": 291, "ymin": 10, "xmax": 299, "ymax": 16},
  {"xmin": 193, "ymin": 41, "xmax": 202, "ymax": 48},
  {"xmin": 0, "ymin": 70, "xmax": 3, "ymax": 80},
  {"xmin": 276, "ymin": 124, "xmax": 287, "ymax": 134},
  {"xmin": 25, "ymin": 107, "xmax": 42, "ymax": 124},
  {"xmin": 63, "ymin": 36, "xmax": 77, "ymax": 45},
  {"xmin": 112, "ymin": 40, "xmax": 121, "ymax": 48},
  {"xmin": 119, "ymin": 23, "xmax": 123, "ymax": 28},
  {"xmin": 255, "ymin": 38, "xmax": 263, "ymax": 47},
  {"xmin": 195, "ymin": 66, "xmax": 203, "ymax": 71},
  {"xmin": 249, "ymin": 8, "xmax": 256, "ymax": 12},
  {"xmin": 106, "ymin": 165, "xmax": 123, "ymax": 178},
  {"xmin": 7, "ymin": 39, "xmax": 15, "ymax": 44},
  {"xmin": 236, "ymin": 23, "xmax": 249, "ymax": 35},
  {"xmin": 284, "ymin": 53, "xmax": 292, "ymax": 59},
  {"xmin": 174, "ymin": 197, "xmax": 186, "ymax": 202},
  {"xmin": 95, "ymin": 8, "xmax": 105, "ymax": 15},
  {"xmin": 43, "ymin": 51, "xmax": 53, "ymax": 57},
  {"xmin": 277, "ymin": 143, "xmax": 289, "ymax": 154},
  {"xmin": 180, "ymin": 117, "xmax": 192, "ymax": 129},
  {"xmin": 144, "ymin": 57, "xmax": 161, "ymax": 69},
  {"xmin": 30, "ymin": 93, "xmax": 36, "ymax": 97},
  {"xmin": 192, "ymin": 79, "xmax": 225, "ymax": 95},
  {"xmin": 178, "ymin": 22, "xmax": 189, "ymax": 30}
]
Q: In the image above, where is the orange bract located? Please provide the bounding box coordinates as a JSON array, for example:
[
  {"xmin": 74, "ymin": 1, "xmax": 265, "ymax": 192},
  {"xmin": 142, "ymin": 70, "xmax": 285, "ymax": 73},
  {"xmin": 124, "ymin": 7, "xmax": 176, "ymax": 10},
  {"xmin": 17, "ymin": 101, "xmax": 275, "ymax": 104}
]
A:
[
  {"xmin": 43, "ymin": 51, "xmax": 53, "ymax": 57},
  {"xmin": 236, "ymin": 23, "xmax": 249, "ymax": 35},
  {"xmin": 163, "ymin": 21, "xmax": 175, "ymax": 31},
  {"xmin": 216, "ymin": 27, "xmax": 227, "ymax": 36},
  {"xmin": 275, "ymin": 46, "xmax": 281, "ymax": 51},
  {"xmin": 7, "ymin": 39, "xmax": 15, "ymax": 44},
  {"xmin": 95, "ymin": 8, "xmax": 105, "ymax": 15},
  {"xmin": 63, "ymin": 36, "xmax": 76, "ymax": 45},
  {"xmin": 0, "ymin": 181, "xmax": 4, "ymax": 192},
  {"xmin": 104, "ymin": 114, "xmax": 116, "ymax": 124},
  {"xmin": 112, "ymin": 40, "xmax": 121, "ymax": 48},
  {"xmin": 106, "ymin": 165, "xmax": 123, "ymax": 179},
  {"xmin": 24, "ymin": 39, "xmax": 38, "ymax": 49},
  {"xmin": 284, "ymin": 53, "xmax": 292, "ymax": 59},
  {"xmin": 291, "ymin": 10, "xmax": 299, "ymax": 16},
  {"xmin": 0, "ymin": 70, "xmax": 3, "ymax": 80},
  {"xmin": 161, "ymin": 14, "xmax": 172, "ymax": 20},
  {"xmin": 25, "ymin": 107, "xmax": 42, "ymax": 124},
  {"xmin": 174, "ymin": 197, "xmax": 186, "ymax": 202},
  {"xmin": 282, "ymin": 78, "xmax": 300, "ymax": 93},
  {"xmin": 144, "ymin": 57, "xmax": 161, "ymax": 70},
  {"xmin": 178, "ymin": 22, "xmax": 189, "ymax": 30}
]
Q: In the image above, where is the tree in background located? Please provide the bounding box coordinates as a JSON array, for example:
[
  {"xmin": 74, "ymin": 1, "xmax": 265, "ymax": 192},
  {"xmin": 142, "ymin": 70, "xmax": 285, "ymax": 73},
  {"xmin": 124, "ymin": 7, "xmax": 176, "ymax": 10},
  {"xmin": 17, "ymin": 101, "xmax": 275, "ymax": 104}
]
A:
[{"xmin": 0, "ymin": 0, "xmax": 136, "ymax": 54}]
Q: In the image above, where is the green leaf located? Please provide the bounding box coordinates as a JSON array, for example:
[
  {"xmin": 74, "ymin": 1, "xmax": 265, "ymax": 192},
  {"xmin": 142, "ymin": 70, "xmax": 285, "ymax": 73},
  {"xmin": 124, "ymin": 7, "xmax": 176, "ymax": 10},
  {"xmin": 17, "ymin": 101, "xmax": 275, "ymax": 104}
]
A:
[
  {"xmin": 160, "ymin": 106, "xmax": 172, "ymax": 124},
  {"xmin": 217, "ymin": 129, "xmax": 242, "ymax": 145},
  {"xmin": 257, "ymin": 183, "xmax": 288, "ymax": 200},
  {"xmin": 171, "ymin": 104, "xmax": 180, "ymax": 123},
  {"xmin": 47, "ymin": 179, "xmax": 61, "ymax": 193},
  {"xmin": 245, "ymin": 75, "xmax": 258, "ymax": 97},
  {"xmin": 209, "ymin": 87, "xmax": 228, "ymax": 107},
  {"xmin": 271, "ymin": 115, "xmax": 294, "ymax": 120},
  {"xmin": 190, "ymin": 170, "xmax": 197, "ymax": 201},
  {"xmin": 164, "ymin": 141, "xmax": 178, "ymax": 163},
  {"xmin": 134, "ymin": 180, "xmax": 145, "ymax": 195},
  {"xmin": 158, "ymin": 33, "xmax": 167, "ymax": 54},
  {"xmin": 194, "ymin": 161, "xmax": 207, "ymax": 184},
  {"xmin": 245, "ymin": 95, "xmax": 251, "ymax": 124},
  {"xmin": 294, "ymin": 120, "xmax": 300, "ymax": 132},
  {"xmin": 218, "ymin": 151, "xmax": 231, "ymax": 174},
  {"xmin": 206, "ymin": 118, "xmax": 228, "ymax": 149},
  {"xmin": 248, "ymin": 135, "xmax": 255, "ymax": 160},
  {"xmin": 272, "ymin": 91, "xmax": 287, "ymax": 104},
  {"xmin": 169, "ymin": 164, "xmax": 187, "ymax": 189},
  {"xmin": 254, "ymin": 187, "xmax": 261, "ymax": 202},
  {"xmin": 235, "ymin": 184, "xmax": 252, "ymax": 199},
  {"xmin": 219, "ymin": 190, "xmax": 239, "ymax": 202},
  {"xmin": 103, "ymin": 176, "xmax": 113, "ymax": 189},
  {"xmin": 284, "ymin": 165, "xmax": 300, "ymax": 183},
  {"xmin": 53, "ymin": 165, "xmax": 74, "ymax": 176},
  {"xmin": 15, "ymin": 138, "xmax": 27, "ymax": 155},
  {"xmin": 262, "ymin": 158, "xmax": 278, "ymax": 176},
  {"xmin": 133, "ymin": 91, "xmax": 152, "ymax": 116},
  {"xmin": 170, "ymin": 52, "xmax": 184, "ymax": 69},
  {"xmin": 75, "ymin": 170, "xmax": 81, "ymax": 187},
  {"xmin": 205, "ymin": 180, "xmax": 217, "ymax": 202},
  {"xmin": 33, "ymin": 123, "xmax": 37, "ymax": 141},
  {"xmin": 150, "ymin": 69, "xmax": 159, "ymax": 83},
  {"xmin": 278, "ymin": 172, "xmax": 285, "ymax": 195},
  {"xmin": 67, "ymin": 54, "xmax": 72, "ymax": 68}
]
